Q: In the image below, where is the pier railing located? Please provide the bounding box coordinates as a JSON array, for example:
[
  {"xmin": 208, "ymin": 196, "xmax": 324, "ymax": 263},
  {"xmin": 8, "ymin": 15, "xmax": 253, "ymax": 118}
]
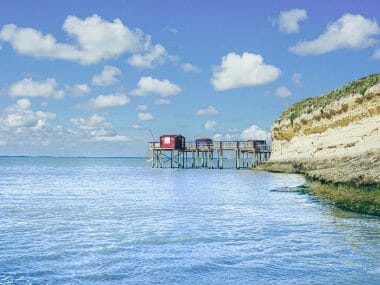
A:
[
  {"xmin": 148, "ymin": 141, "xmax": 271, "ymax": 152},
  {"xmin": 148, "ymin": 140, "xmax": 271, "ymax": 169}
]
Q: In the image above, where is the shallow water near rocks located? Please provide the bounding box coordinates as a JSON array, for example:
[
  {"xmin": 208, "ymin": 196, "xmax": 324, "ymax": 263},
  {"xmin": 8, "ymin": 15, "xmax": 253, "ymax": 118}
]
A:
[{"xmin": 0, "ymin": 157, "xmax": 379, "ymax": 284}]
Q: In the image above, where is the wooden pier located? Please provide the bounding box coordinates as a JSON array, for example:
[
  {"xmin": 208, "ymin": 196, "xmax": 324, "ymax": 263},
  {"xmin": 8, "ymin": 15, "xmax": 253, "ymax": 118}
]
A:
[{"xmin": 148, "ymin": 141, "xmax": 271, "ymax": 169}]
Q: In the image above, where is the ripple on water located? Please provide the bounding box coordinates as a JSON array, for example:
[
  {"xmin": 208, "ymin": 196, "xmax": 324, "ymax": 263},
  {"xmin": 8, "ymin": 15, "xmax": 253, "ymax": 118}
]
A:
[{"xmin": 0, "ymin": 157, "xmax": 379, "ymax": 284}]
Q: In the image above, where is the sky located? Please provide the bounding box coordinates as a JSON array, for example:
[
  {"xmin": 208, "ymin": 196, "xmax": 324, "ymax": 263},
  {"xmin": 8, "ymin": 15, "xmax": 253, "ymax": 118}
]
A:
[{"xmin": 0, "ymin": 0, "xmax": 379, "ymax": 156}]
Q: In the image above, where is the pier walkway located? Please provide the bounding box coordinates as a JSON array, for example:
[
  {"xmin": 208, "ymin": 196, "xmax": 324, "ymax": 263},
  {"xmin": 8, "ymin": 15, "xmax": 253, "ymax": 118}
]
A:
[{"xmin": 148, "ymin": 141, "xmax": 271, "ymax": 169}]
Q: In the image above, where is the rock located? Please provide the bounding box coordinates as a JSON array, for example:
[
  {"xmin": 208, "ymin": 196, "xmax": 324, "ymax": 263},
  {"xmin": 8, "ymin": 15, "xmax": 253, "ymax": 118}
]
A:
[{"xmin": 266, "ymin": 74, "xmax": 380, "ymax": 186}]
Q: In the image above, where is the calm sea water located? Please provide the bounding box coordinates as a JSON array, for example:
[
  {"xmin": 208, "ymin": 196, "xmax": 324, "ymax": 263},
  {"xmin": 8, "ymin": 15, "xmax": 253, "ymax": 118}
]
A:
[{"xmin": 0, "ymin": 157, "xmax": 379, "ymax": 284}]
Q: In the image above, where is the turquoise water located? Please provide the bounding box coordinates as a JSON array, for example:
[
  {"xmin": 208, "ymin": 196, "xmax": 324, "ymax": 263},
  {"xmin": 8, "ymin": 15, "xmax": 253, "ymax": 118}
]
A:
[{"xmin": 0, "ymin": 157, "xmax": 379, "ymax": 284}]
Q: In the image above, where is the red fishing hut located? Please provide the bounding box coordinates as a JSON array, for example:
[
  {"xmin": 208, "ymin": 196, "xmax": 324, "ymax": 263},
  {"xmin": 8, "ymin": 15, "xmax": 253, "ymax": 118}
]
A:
[{"xmin": 160, "ymin": 134, "xmax": 186, "ymax": 150}]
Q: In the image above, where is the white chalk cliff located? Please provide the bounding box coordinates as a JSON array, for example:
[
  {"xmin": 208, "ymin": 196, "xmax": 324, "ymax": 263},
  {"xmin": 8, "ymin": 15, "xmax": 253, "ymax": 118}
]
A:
[{"xmin": 265, "ymin": 75, "xmax": 380, "ymax": 185}]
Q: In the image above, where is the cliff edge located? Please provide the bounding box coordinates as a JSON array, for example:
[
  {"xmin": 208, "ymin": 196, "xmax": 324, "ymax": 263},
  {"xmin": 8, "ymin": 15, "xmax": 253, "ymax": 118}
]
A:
[{"xmin": 259, "ymin": 74, "xmax": 380, "ymax": 187}]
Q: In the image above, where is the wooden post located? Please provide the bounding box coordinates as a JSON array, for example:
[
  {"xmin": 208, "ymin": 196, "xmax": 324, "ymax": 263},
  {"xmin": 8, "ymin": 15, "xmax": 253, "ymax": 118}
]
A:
[
  {"xmin": 220, "ymin": 149, "xmax": 223, "ymax": 169},
  {"xmin": 238, "ymin": 142, "xmax": 241, "ymax": 169}
]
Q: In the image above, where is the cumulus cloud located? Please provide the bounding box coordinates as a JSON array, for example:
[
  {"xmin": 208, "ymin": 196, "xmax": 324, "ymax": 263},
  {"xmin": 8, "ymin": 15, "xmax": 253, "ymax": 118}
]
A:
[
  {"xmin": 137, "ymin": 112, "xmax": 153, "ymax": 121},
  {"xmin": 275, "ymin": 86, "xmax": 292, "ymax": 98},
  {"xmin": 136, "ymin": 104, "xmax": 148, "ymax": 111},
  {"xmin": 292, "ymin": 73, "xmax": 303, "ymax": 85},
  {"xmin": 0, "ymin": 14, "xmax": 170, "ymax": 66},
  {"xmin": 91, "ymin": 65, "xmax": 122, "ymax": 86},
  {"xmin": 289, "ymin": 14, "xmax": 380, "ymax": 55},
  {"xmin": 86, "ymin": 93, "xmax": 130, "ymax": 109},
  {"xmin": 212, "ymin": 132, "xmax": 239, "ymax": 141},
  {"xmin": 277, "ymin": 9, "xmax": 308, "ymax": 34},
  {"xmin": 9, "ymin": 78, "xmax": 64, "ymax": 99},
  {"xmin": 130, "ymin": 76, "xmax": 181, "ymax": 97},
  {"xmin": 154, "ymin": 98, "xmax": 170, "ymax": 105},
  {"xmin": 66, "ymin": 83, "xmax": 90, "ymax": 96},
  {"xmin": 211, "ymin": 52, "xmax": 281, "ymax": 91},
  {"xmin": 196, "ymin": 106, "xmax": 219, "ymax": 116},
  {"xmin": 0, "ymin": 99, "xmax": 58, "ymax": 147},
  {"xmin": 240, "ymin": 124, "xmax": 270, "ymax": 141},
  {"xmin": 180, "ymin": 62, "xmax": 199, "ymax": 72},
  {"xmin": 127, "ymin": 44, "xmax": 169, "ymax": 69},
  {"xmin": 204, "ymin": 120, "xmax": 216, "ymax": 131},
  {"xmin": 0, "ymin": 99, "xmax": 56, "ymax": 132},
  {"xmin": 70, "ymin": 114, "xmax": 130, "ymax": 142}
]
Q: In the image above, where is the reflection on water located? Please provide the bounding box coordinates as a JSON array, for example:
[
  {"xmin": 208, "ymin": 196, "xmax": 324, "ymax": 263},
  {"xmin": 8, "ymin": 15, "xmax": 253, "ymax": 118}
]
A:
[{"xmin": 0, "ymin": 157, "xmax": 379, "ymax": 284}]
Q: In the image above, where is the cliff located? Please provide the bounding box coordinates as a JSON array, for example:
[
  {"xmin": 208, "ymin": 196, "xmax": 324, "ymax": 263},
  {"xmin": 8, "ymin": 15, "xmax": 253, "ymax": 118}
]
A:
[{"xmin": 259, "ymin": 74, "xmax": 380, "ymax": 187}]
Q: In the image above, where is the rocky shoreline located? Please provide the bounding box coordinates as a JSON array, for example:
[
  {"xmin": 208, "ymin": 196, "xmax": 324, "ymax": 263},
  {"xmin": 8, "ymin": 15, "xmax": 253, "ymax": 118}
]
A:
[{"xmin": 257, "ymin": 74, "xmax": 380, "ymax": 215}]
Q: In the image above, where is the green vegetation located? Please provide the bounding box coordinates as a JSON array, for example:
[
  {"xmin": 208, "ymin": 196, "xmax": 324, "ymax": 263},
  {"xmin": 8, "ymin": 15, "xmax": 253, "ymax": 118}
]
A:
[
  {"xmin": 279, "ymin": 73, "xmax": 380, "ymax": 123},
  {"xmin": 298, "ymin": 180, "xmax": 380, "ymax": 216},
  {"xmin": 255, "ymin": 161, "xmax": 380, "ymax": 216}
]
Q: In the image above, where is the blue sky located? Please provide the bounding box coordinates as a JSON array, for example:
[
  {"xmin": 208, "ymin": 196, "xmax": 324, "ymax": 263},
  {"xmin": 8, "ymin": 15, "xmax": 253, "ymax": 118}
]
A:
[{"xmin": 0, "ymin": 0, "xmax": 379, "ymax": 156}]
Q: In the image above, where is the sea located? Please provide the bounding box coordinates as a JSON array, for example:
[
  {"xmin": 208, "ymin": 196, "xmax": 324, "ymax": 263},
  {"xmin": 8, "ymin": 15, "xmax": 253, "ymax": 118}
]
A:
[{"xmin": 0, "ymin": 157, "xmax": 379, "ymax": 284}]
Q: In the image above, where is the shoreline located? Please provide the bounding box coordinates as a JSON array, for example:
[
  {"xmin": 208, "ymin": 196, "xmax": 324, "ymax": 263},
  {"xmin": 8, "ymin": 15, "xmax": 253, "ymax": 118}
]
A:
[{"xmin": 255, "ymin": 162, "xmax": 380, "ymax": 216}]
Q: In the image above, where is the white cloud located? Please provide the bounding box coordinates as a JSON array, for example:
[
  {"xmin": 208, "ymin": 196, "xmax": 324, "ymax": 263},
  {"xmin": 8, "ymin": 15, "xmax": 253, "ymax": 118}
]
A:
[
  {"xmin": 276, "ymin": 86, "xmax": 292, "ymax": 98},
  {"xmin": 212, "ymin": 132, "xmax": 239, "ymax": 141},
  {"xmin": 71, "ymin": 114, "xmax": 112, "ymax": 135},
  {"xmin": 277, "ymin": 9, "xmax": 308, "ymax": 34},
  {"xmin": 211, "ymin": 52, "xmax": 281, "ymax": 91},
  {"xmin": 212, "ymin": 133, "xmax": 223, "ymax": 141},
  {"xmin": 0, "ymin": 99, "xmax": 56, "ymax": 132},
  {"xmin": 181, "ymin": 63, "xmax": 199, "ymax": 72},
  {"xmin": 0, "ymin": 14, "xmax": 170, "ymax": 66},
  {"xmin": 372, "ymin": 48, "xmax": 380, "ymax": 60},
  {"xmin": 130, "ymin": 76, "xmax": 181, "ymax": 97},
  {"xmin": 240, "ymin": 124, "xmax": 270, "ymax": 141},
  {"xmin": 137, "ymin": 112, "xmax": 153, "ymax": 121},
  {"xmin": 196, "ymin": 106, "xmax": 219, "ymax": 116},
  {"xmin": 91, "ymin": 65, "xmax": 122, "ymax": 86},
  {"xmin": 154, "ymin": 98, "xmax": 170, "ymax": 105},
  {"xmin": 66, "ymin": 83, "xmax": 90, "ymax": 96},
  {"xmin": 86, "ymin": 93, "xmax": 130, "ymax": 109},
  {"xmin": 95, "ymin": 135, "xmax": 130, "ymax": 142},
  {"xmin": 0, "ymin": 99, "xmax": 57, "ymax": 147},
  {"xmin": 136, "ymin": 104, "xmax": 148, "ymax": 111},
  {"xmin": 289, "ymin": 14, "xmax": 380, "ymax": 55},
  {"xmin": 9, "ymin": 78, "xmax": 64, "ymax": 99},
  {"xmin": 292, "ymin": 73, "xmax": 303, "ymax": 85},
  {"xmin": 70, "ymin": 114, "xmax": 130, "ymax": 142},
  {"xmin": 132, "ymin": 124, "xmax": 144, "ymax": 129},
  {"xmin": 128, "ymin": 44, "xmax": 169, "ymax": 69},
  {"xmin": 204, "ymin": 120, "xmax": 216, "ymax": 131}
]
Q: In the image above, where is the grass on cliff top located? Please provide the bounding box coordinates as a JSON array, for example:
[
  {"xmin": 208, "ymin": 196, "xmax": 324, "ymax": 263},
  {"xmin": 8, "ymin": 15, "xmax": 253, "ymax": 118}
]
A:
[{"xmin": 279, "ymin": 73, "xmax": 380, "ymax": 123}]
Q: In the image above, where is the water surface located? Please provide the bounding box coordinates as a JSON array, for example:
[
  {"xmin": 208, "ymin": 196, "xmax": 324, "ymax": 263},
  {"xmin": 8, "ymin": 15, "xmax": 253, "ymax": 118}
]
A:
[{"xmin": 0, "ymin": 157, "xmax": 379, "ymax": 284}]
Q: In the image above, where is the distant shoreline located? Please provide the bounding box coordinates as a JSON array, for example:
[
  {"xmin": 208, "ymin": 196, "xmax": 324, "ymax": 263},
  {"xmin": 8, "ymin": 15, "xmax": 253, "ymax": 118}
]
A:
[{"xmin": 0, "ymin": 155, "xmax": 148, "ymax": 159}]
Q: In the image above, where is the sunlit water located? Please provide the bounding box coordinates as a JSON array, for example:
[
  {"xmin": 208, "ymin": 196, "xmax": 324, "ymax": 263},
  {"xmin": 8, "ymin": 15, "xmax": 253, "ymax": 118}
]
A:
[{"xmin": 0, "ymin": 157, "xmax": 379, "ymax": 284}]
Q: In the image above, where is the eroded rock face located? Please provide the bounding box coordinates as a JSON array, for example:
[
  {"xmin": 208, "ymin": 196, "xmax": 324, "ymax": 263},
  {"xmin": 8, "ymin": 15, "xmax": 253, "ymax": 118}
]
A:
[{"xmin": 268, "ymin": 82, "xmax": 380, "ymax": 185}]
